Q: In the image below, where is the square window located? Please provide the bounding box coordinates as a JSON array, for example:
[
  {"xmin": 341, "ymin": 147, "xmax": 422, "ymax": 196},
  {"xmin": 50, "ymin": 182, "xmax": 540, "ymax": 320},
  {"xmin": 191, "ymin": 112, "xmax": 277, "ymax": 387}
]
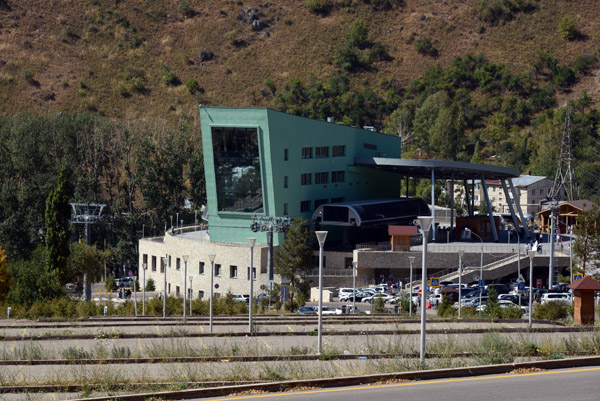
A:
[
  {"xmin": 301, "ymin": 173, "xmax": 312, "ymax": 185},
  {"xmin": 301, "ymin": 147, "xmax": 312, "ymax": 159},
  {"xmin": 199, "ymin": 262, "xmax": 205, "ymax": 275},
  {"xmin": 300, "ymin": 200, "xmax": 311, "ymax": 213},
  {"xmin": 331, "ymin": 171, "xmax": 345, "ymax": 183},
  {"xmin": 332, "ymin": 145, "xmax": 345, "ymax": 157},
  {"xmin": 315, "ymin": 172, "xmax": 328, "ymax": 184},
  {"xmin": 315, "ymin": 199, "xmax": 328, "ymax": 209},
  {"xmin": 315, "ymin": 146, "xmax": 329, "ymax": 158},
  {"xmin": 230, "ymin": 265, "xmax": 238, "ymax": 278},
  {"xmin": 199, "ymin": 290, "xmax": 205, "ymax": 299}
]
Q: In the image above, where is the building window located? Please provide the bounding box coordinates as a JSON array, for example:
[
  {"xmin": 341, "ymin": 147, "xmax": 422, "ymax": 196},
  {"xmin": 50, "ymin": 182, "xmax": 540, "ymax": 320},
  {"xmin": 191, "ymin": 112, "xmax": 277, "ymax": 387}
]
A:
[
  {"xmin": 315, "ymin": 146, "xmax": 329, "ymax": 158},
  {"xmin": 331, "ymin": 197, "xmax": 344, "ymax": 203},
  {"xmin": 199, "ymin": 290, "xmax": 205, "ymax": 299},
  {"xmin": 284, "ymin": 149, "xmax": 288, "ymax": 161},
  {"xmin": 315, "ymin": 172, "xmax": 328, "ymax": 184},
  {"xmin": 152, "ymin": 256, "xmax": 157, "ymax": 272},
  {"xmin": 283, "ymin": 203, "xmax": 288, "ymax": 215},
  {"xmin": 168, "ymin": 255, "xmax": 171, "ymax": 268},
  {"xmin": 311, "ymin": 255, "xmax": 326, "ymax": 267},
  {"xmin": 214, "ymin": 292, "xmax": 221, "ymax": 299},
  {"xmin": 168, "ymin": 283, "xmax": 171, "ymax": 294},
  {"xmin": 315, "ymin": 199, "xmax": 328, "ymax": 209},
  {"xmin": 363, "ymin": 143, "xmax": 377, "ymax": 150},
  {"xmin": 143, "ymin": 254, "xmax": 148, "ymax": 266},
  {"xmin": 248, "ymin": 266, "xmax": 256, "ymax": 280},
  {"xmin": 332, "ymin": 145, "xmax": 345, "ymax": 157},
  {"xmin": 215, "ymin": 264, "xmax": 221, "ymax": 277},
  {"xmin": 345, "ymin": 257, "xmax": 353, "ymax": 269},
  {"xmin": 331, "ymin": 171, "xmax": 345, "ymax": 183},
  {"xmin": 300, "ymin": 200, "xmax": 311, "ymax": 213},
  {"xmin": 160, "ymin": 258, "xmax": 165, "ymax": 273},
  {"xmin": 176, "ymin": 257, "xmax": 181, "ymax": 270},
  {"xmin": 301, "ymin": 173, "xmax": 312, "ymax": 185},
  {"xmin": 301, "ymin": 147, "xmax": 312, "ymax": 159},
  {"xmin": 540, "ymin": 188, "xmax": 544, "ymax": 195},
  {"xmin": 230, "ymin": 265, "xmax": 238, "ymax": 278},
  {"xmin": 284, "ymin": 176, "xmax": 288, "ymax": 188},
  {"xmin": 531, "ymin": 189, "xmax": 536, "ymax": 195},
  {"xmin": 199, "ymin": 262, "xmax": 205, "ymax": 275},
  {"xmin": 176, "ymin": 286, "xmax": 180, "ymax": 297}
]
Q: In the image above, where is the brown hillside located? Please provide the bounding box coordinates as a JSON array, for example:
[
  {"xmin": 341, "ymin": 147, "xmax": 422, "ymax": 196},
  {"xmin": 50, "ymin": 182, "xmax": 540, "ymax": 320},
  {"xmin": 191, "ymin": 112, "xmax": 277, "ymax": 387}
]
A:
[{"xmin": 0, "ymin": 0, "xmax": 599, "ymax": 122}]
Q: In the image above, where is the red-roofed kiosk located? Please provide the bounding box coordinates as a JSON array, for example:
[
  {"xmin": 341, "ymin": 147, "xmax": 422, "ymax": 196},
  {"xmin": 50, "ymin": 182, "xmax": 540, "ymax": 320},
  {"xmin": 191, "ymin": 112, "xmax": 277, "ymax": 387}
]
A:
[{"xmin": 567, "ymin": 276, "xmax": 600, "ymax": 325}]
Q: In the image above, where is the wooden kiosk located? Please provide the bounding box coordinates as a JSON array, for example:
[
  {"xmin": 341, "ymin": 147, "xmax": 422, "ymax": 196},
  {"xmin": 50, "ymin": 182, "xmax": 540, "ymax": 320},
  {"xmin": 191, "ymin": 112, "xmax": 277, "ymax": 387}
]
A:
[{"xmin": 567, "ymin": 276, "xmax": 600, "ymax": 325}]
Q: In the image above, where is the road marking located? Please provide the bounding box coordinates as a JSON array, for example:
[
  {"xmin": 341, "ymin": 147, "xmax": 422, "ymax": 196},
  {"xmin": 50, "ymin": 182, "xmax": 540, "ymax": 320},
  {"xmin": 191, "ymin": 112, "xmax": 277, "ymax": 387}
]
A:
[
  {"xmin": 198, "ymin": 337, "xmax": 207, "ymax": 349},
  {"xmin": 155, "ymin": 325, "xmax": 160, "ymax": 335},
  {"xmin": 21, "ymin": 328, "xmax": 26, "ymax": 338},
  {"xmin": 287, "ymin": 325, "xmax": 294, "ymax": 332},
  {"xmin": 112, "ymin": 326, "xmax": 116, "ymax": 334},
  {"xmin": 51, "ymin": 394, "xmax": 56, "ymax": 401},
  {"xmin": 202, "ymin": 367, "xmax": 600, "ymax": 400},
  {"xmin": 200, "ymin": 325, "xmax": 205, "ymax": 333},
  {"xmin": 259, "ymin": 337, "xmax": 272, "ymax": 349}
]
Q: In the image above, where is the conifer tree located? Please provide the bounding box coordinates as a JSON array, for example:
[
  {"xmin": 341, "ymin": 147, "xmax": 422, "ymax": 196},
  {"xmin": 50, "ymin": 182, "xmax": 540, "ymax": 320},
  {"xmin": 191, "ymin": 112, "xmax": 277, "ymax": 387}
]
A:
[{"xmin": 45, "ymin": 166, "xmax": 71, "ymax": 283}]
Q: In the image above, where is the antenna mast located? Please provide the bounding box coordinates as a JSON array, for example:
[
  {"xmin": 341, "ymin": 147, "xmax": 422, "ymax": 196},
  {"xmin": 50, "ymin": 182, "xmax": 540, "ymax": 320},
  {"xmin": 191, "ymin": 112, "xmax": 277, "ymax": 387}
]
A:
[{"xmin": 549, "ymin": 107, "xmax": 577, "ymax": 201}]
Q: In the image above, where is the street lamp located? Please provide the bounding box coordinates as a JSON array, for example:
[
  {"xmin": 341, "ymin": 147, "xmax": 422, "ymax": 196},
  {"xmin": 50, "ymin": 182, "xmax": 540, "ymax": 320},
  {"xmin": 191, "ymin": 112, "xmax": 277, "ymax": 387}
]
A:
[
  {"xmin": 352, "ymin": 261, "xmax": 358, "ymax": 314},
  {"xmin": 133, "ymin": 275, "xmax": 138, "ymax": 317},
  {"xmin": 189, "ymin": 275, "xmax": 193, "ymax": 316},
  {"xmin": 248, "ymin": 237, "xmax": 256, "ymax": 333},
  {"xmin": 182, "ymin": 254, "xmax": 189, "ymax": 323},
  {"xmin": 208, "ymin": 254, "xmax": 216, "ymax": 334},
  {"xmin": 408, "ymin": 256, "xmax": 415, "ymax": 318},
  {"xmin": 457, "ymin": 250, "xmax": 464, "ymax": 319},
  {"xmin": 465, "ymin": 228, "xmax": 484, "ymax": 316},
  {"xmin": 161, "ymin": 256, "xmax": 167, "ymax": 318},
  {"xmin": 528, "ymin": 250, "xmax": 536, "ymax": 329},
  {"xmin": 315, "ymin": 231, "xmax": 328, "ymax": 355},
  {"xmin": 418, "ymin": 216, "xmax": 433, "ymax": 364},
  {"xmin": 142, "ymin": 262, "xmax": 147, "ymax": 316}
]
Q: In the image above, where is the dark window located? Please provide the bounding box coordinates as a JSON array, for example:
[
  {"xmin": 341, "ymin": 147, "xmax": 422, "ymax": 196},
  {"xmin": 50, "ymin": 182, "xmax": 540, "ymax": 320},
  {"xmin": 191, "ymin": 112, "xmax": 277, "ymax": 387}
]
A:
[
  {"xmin": 300, "ymin": 200, "xmax": 311, "ymax": 213},
  {"xmin": 214, "ymin": 292, "xmax": 221, "ymax": 299},
  {"xmin": 248, "ymin": 266, "xmax": 256, "ymax": 280},
  {"xmin": 168, "ymin": 283, "xmax": 171, "ymax": 293},
  {"xmin": 152, "ymin": 256, "xmax": 157, "ymax": 272},
  {"xmin": 230, "ymin": 265, "xmax": 238, "ymax": 278},
  {"xmin": 301, "ymin": 147, "xmax": 312, "ymax": 159},
  {"xmin": 143, "ymin": 254, "xmax": 148, "ymax": 266},
  {"xmin": 160, "ymin": 258, "xmax": 165, "ymax": 273},
  {"xmin": 315, "ymin": 199, "xmax": 328, "ymax": 209},
  {"xmin": 331, "ymin": 197, "xmax": 345, "ymax": 203},
  {"xmin": 345, "ymin": 257, "xmax": 353, "ymax": 269},
  {"xmin": 284, "ymin": 149, "xmax": 288, "ymax": 161},
  {"xmin": 363, "ymin": 143, "xmax": 377, "ymax": 150},
  {"xmin": 199, "ymin": 262, "xmax": 205, "ymax": 275},
  {"xmin": 332, "ymin": 145, "xmax": 346, "ymax": 157},
  {"xmin": 315, "ymin": 146, "xmax": 329, "ymax": 158},
  {"xmin": 199, "ymin": 290, "xmax": 205, "ymax": 299},
  {"xmin": 332, "ymin": 171, "xmax": 345, "ymax": 183},
  {"xmin": 311, "ymin": 255, "xmax": 326, "ymax": 267},
  {"xmin": 215, "ymin": 264, "xmax": 221, "ymax": 277},
  {"xmin": 301, "ymin": 173, "xmax": 312, "ymax": 185},
  {"xmin": 211, "ymin": 127, "xmax": 263, "ymax": 213},
  {"xmin": 176, "ymin": 286, "xmax": 180, "ymax": 297},
  {"xmin": 168, "ymin": 255, "xmax": 171, "ymax": 267},
  {"xmin": 283, "ymin": 203, "xmax": 288, "ymax": 215},
  {"xmin": 284, "ymin": 176, "xmax": 288, "ymax": 188},
  {"xmin": 176, "ymin": 257, "xmax": 181, "ymax": 270},
  {"xmin": 315, "ymin": 172, "xmax": 328, "ymax": 184},
  {"xmin": 324, "ymin": 205, "xmax": 349, "ymax": 222}
]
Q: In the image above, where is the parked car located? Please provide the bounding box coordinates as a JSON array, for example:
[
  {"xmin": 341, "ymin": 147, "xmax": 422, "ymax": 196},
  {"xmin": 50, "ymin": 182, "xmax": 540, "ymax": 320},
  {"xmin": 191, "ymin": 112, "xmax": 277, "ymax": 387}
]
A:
[
  {"xmin": 428, "ymin": 293, "xmax": 443, "ymax": 307},
  {"xmin": 297, "ymin": 306, "xmax": 318, "ymax": 315},
  {"xmin": 540, "ymin": 293, "xmax": 572, "ymax": 305},
  {"xmin": 318, "ymin": 306, "xmax": 337, "ymax": 315},
  {"xmin": 117, "ymin": 277, "xmax": 134, "ymax": 288},
  {"xmin": 362, "ymin": 293, "xmax": 395, "ymax": 304},
  {"xmin": 337, "ymin": 288, "xmax": 355, "ymax": 299},
  {"xmin": 485, "ymin": 283, "xmax": 510, "ymax": 295},
  {"xmin": 341, "ymin": 291, "xmax": 372, "ymax": 302},
  {"xmin": 233, "ymin": 294, "xmax": 250, "ymax": 303},
  {"xmin": 335, "ymin": 305, "xmax": 362, "ymax": 314}
]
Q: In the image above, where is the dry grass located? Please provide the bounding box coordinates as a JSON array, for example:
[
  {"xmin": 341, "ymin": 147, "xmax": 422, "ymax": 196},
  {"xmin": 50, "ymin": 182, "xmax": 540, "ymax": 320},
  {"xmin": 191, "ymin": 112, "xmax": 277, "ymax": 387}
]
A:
[{"xmin": 0, "ymin": 0, "xmax": 599, "ymax": 121}]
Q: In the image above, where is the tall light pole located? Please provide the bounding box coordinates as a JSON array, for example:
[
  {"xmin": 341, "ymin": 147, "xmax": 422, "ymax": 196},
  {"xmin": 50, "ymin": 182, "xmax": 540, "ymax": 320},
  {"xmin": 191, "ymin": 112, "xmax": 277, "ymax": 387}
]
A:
[
  {"xmin": 418, "ymin": 216, "xmax": 433, "ymax": 364},
  {"xmin": 133, "ymin": 275, "xmax": 138, "ymax": 317},
  {"xmin": 316, "ymin": 231, "xmax": 328, "ymax": 355},
  {"xmin": 528, "ymin": 250, "xmax": 536, "ymax": 329},
  {"xmin": 408, "ymin": 256, "xmax": 415, "ymax": 318},
  {"xmin": 457, "ymin": 250, "xmax": 464, "ymax": 319},
  {"xmin": 208, "ymin": 254, "xmax": 216, "ymax": 334},
  {"xmin": 248, "ymin": 237, "xmax": 256, "ymax": 333},
  {"xmin": 548, "ymin": 201, "xmax": 558, "ymax": 289},
  {"xmin": 161, "ymin": 256, "xmax": 167, "ymax": 318},
  {"xmin": 352, "ymin": 261, "xmax": 357, "ymax": 314},
  {"xmin": 182, "ymin": 254, "xmax": 189, "ymax": 323},
  {"xmin": 465, "ymin": 228, "xmax": 484, "ymax": 316},
  {"xmin": 142, "ymin": 262, "xmax": 147, "ymax": 316},
  {"xmin": 189, "ymin": 275, "xmax": 193, "ymax": 316}
]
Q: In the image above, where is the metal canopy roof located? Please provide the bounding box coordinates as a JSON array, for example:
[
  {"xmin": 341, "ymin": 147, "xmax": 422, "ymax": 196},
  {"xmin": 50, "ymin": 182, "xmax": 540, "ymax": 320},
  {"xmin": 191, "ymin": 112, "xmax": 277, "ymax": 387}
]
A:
[{"xmin": 354, "ymin": 157, "xmax": 519, "ymax": 180}]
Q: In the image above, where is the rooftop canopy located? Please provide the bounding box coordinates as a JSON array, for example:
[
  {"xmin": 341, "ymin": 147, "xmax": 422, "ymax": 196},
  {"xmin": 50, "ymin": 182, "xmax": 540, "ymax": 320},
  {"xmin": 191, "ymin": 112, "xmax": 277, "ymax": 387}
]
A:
[{"xmin": 354, "ymin": 158, "xmax": 520, "ymax": 180}]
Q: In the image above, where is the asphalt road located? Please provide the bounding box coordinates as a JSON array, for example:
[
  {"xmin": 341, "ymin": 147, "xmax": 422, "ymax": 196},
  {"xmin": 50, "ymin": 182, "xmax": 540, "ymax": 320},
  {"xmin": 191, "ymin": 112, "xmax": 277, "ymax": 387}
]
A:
[{"xmin": 197, "ymin": 366, "xmax": 600, "ymax": 401}]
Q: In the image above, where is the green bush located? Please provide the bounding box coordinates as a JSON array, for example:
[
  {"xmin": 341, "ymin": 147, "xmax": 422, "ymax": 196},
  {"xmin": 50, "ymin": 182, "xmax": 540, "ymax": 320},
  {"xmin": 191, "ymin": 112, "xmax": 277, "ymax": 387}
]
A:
[
  {"xmin": 558, "ymin": 16, "xmax": 578, "ymax": 40},
  {"xmin": 224, "ymin": 29, "xmax": 239, "ymax": 45},
  {"xmin": 415, "ymin": 37, "xmax": 436, "ymax": 56},
  {"xmin": 145, "ymin": 277, "xmax": 155, "ymax": 291},
  {"xmin": 572, "ymin": 53, "xmax": 597, "ymax": 75},
  {"xmin": 437, "ymin": 294, "xmax": 457, "ymax": 318},
  {"xmin": 348, "ymin": 20, "xmax": 369, "ymax": 48},
  {"xmin": 477, "ymin": 0, "xmax": 533, "ymax": 25},
  {"xmin": 532, "ymin": 301, "xmax": 568, "ymax": 321},
  {"xmin": 304, "ymin": 0, "xmax": 331, "ymax": 14},
  {"xmin": 105, "ymin": 276, "xmax": 118, "ymax": 291},
  {"xmin": 369, "ymin": 42, "xmax": 390, "ymax": 62},
  {"xmin": 185, "ymin": 78, "xmax": 201, "ymax": 94},
  {"xmin": 178, "ymin": 0, "xmax": 196, "ymax": 17},
  {"xmin": 161, "ymin": 63, "xmax": 181, "ymax": 86},
  {"xmin": 334, "ymin": 42, "xmax": 365, "ymax": 71},
  {"xmin": 373, "ymin": 296, "xmax": 386, "ymax": 313}
]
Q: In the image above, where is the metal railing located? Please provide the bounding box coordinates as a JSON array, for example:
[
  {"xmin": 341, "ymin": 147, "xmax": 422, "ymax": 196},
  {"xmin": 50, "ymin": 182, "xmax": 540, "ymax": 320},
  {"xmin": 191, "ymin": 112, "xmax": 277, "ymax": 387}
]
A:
[{"xmin": 307, "ymin": 268, "xmax": 354, "ymax": 277}]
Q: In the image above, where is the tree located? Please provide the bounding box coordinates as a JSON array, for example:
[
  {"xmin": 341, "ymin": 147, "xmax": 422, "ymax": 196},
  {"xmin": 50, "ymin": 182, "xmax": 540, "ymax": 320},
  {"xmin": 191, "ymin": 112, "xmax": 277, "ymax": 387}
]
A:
[
  {"xmin": 0, "ymin": 245, "xmax": 12, "ymax": 301},
  {"xmin": 45, "ymin": 166, "xmax": 72, "ymax": 283},
  {"xmin": 145, "ymin": 277, "xmax": 156, "ymax": 291},
  {"xmin": 67, "ymin": 242, "xmax": 104, "ymax": 287},
  {"xmin": 275, "ymin": 218, "xmax": 313, "ymax": 313},
  {"xmin": 8, "ymin": 246, "xmax": 63, "ymax": 305},
  {"xmin": 573, "ymin": 205, "xmax": 600, "ymax": 274}
]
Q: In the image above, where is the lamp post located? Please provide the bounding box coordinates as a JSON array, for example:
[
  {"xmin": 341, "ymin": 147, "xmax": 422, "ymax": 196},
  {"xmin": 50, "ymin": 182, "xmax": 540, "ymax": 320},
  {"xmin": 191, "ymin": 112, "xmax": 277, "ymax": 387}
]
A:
[
  {"xmin": 316, "ymin": 231, "xmax": 328, "ymax": 355},
  {"xmin": 408, "ymin": 256, "xmax": 415, "ymax": 318},
  {"xmin": 548, "ymin": 200, "xmax": 558, "ymax": 289},
  {"xmin": 133, "ymin": 275, "xmax": 138, "ymax": 317},
  {"xmin": 161, "ymin": 256, "xmax": 167, "ymax": 319},
  {"xmin": 465, "ymin": 228, "xmax": 484, "ymax": 316},
  {"xmin": 352, "ymin": 261, "xmax": 357, "ymax": 314},
  {"xmin": 142, "ymin": 262, "xmax": 147, "ymax": 316},
  {"xmin": 457, "ymin": 250, "xmax": 464, "ymax": 319},
  {"xmin": 208, "ymin": 254, "xmax": 216, "ymax": 334},
  {"xmin": 182, "ymin": 254, "xmax": 189, "ymax": 323},
  {"xmin": 528, "ymin": 250, "xmax": 536, "ymax": 329},
  {"xmin": 418, "ymin": 216, "xmax": 433, "ymax": 364},
  {"xmin": 189, "ymin": 275, "xmax": 193, "ymax": 316},
  {"xmin": 248, "ymin": 238, "xmax": 256, "ymax": 333}
]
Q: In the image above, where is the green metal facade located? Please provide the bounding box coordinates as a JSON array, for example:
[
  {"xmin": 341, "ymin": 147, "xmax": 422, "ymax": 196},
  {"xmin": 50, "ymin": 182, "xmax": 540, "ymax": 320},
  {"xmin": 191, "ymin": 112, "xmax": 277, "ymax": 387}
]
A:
[{"xmin": 201, "ymin": 106, "xmax": 402, "ymax": 245}]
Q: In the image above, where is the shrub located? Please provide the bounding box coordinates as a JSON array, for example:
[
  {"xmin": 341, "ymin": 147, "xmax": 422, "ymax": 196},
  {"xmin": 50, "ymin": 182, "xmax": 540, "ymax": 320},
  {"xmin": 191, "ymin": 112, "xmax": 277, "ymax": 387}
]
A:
[
  {"xmin": 178, "ymin": 0, "xmax": 195, "ymax": 18},
  {"xmin": 554, "ymin": 65, "xmax": 576, "ymax": 88},
  {"xmin": 117, "ymin": 84, "xmax": 130, "ymax": 97},
  {"xmin": 373, "ymin": 296, "xmax": 386, "ymax": 313},
  {"xmin": 558, "ymin": 16, "xmax": 578, "ymax": 41},
  {"xmin": 334, "ymin": 42, "xmax": 364, "ymax": 71},
  {"xmin": 161, "ymin": 63, "xmax": 180, "ymax": 86},
  {"xmin": 415, "ymin": 37, "xmax": 436, "ymax": 56},
  {"xmin": 22, "ymin": 69, "xmax": 34, "ymax": 83},
  {"xmin": 572, "ymin": 53, "xmax": 597, "ymax": 75},
  {"xmin": 532, "ymin": 301, "xmax": 568, "ymax": 321},
  {"xmin": 145, "ymin": 277, "xmax": 155, "ymax": 291},
  {"xmin": 348, "ymin": 20, "xmax": 369, "ymax": 48},
  {"xmin": 304, "ymin": 0, "xmax": 331, "ymax": 14},
  {"xmin": 363, "ymin": 0, "xmax": 403, "ymax": 11},
  {"xmin": 105, "ymin": 276, "xmax": 118, "ymax": 291},
  {"xmin": 369, "ymin": 42, "xmax": 390, "ymax": 62},
  {"xmin": 224, "ymin": 29, "xmax": 239, "ymax": 45},
  {"xmin": 185, "ymin": 78, "xmax": 201, "ymax": 94},
  {"xmin": 437, "ymin": 294, "xmax": 457, "ymax": 318},
  {"xmin": 475, "ymin": 332, "xmax": 516, "ymax": 365}
]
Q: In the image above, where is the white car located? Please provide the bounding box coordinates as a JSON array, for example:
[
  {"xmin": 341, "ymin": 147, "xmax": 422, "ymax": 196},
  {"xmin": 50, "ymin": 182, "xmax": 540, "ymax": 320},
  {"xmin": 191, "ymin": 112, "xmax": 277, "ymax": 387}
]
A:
[
  {"xmin": 233, "ymin": 294, "xmax": 250, "ymax": 303},
  {"xmin": 362, "ymin": 293, "xmax": 395, "ymax": 304},
  {"xmin": 540, "ymin": 293, "xmax": 572, "ymax": 305},
  {"xmin": 318, "ymin": 306, "xmax": 337, "ymax": 315}
]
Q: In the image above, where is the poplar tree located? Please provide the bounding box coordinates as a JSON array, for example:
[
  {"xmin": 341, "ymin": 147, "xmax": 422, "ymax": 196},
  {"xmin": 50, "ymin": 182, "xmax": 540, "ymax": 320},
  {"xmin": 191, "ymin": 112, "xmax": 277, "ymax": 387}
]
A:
[{"xmin": 45, "ymin": 166, "xmax": 71, "ymax": 283}]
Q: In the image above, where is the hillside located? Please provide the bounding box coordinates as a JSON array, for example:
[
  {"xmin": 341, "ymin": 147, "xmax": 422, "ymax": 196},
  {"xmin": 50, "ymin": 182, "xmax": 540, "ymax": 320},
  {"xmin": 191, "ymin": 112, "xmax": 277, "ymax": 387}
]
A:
[{"xmin": 0, "ymin": 0, "xmax": 599, "ymax": 121}]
